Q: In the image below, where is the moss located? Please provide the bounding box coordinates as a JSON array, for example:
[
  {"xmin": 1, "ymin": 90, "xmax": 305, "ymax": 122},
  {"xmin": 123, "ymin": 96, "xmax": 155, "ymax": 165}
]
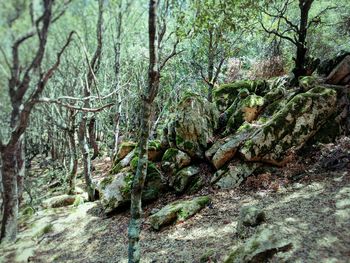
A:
[
  {"xmin": 73, "ymin": 196, "xmax": 84, "ymax": 207},
  {"xmin": 176, "ymin": 134, "xmax": 184, "ymax": 145},
  {"xmin": 100, "ymin": 176, "xmax": 114, "ymax": 189},
  {"xmin": 184, "ymin": 141, "xmax": 194, "ymax": 150},
  {"xmin": 121, "ymin": 173, "xmax": 134, "ymax": 195},
  {"xmin": 109, "ymin": 162, "xmax": 123, "ymax": 175},
  {"xmin": 200, "ymin": 249, "xmax": 215, "ymax": 263},
  {"xmin": 148, "ymin": 140, "xmax": 161, "ymax": 150},
  {"xmin": 162, "ymin": 148, "xmax": 179, "ymax": 162},
  {"xmin": 22, "ymin": 206, "xmax": 35, "ymax": 217},
  {"xmin": 36, "ymin": 223, "xmax": 54, "ymax": 238},
  {"xmin": 120, "ymin": 141, "xmax": 137, "ymax": 148},
  {"xmin": 130, "ymin": 156, "xmax": 139, "ymax": 170}
]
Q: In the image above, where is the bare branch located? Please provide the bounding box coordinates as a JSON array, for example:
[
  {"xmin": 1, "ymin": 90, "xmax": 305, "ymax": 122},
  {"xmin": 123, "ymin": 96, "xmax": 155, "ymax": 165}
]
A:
[
  {"xmin": 260, "ymin": 20, "xmax": 297, "ymax": 45},
  {"xmin": 36, "ymin": 98, "xmax": 114, "ymax": 112}
]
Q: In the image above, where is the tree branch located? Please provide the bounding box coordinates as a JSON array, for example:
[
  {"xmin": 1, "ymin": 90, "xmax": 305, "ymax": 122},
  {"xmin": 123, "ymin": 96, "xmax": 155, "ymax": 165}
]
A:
[{"xmin": 36, "ymin": 99, "xmax": 114, "ymax": 112}]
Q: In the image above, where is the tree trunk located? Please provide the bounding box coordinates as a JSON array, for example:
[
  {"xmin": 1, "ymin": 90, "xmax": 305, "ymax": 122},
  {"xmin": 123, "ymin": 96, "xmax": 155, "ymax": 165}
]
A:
[
  {"xmin": 0, "ymin": 145, "xmax": 19, "ymax": 243},
  {"xmin": 78, "ymin": 119, "xmax": 95, "ymax": 201},
  {"xmin": 88, "ymin": 117, "xmax": 99, "ymax": 160},
  {"xmin": 128, "ymin": 1, "xmax": 159, "ymax": 262},
  {"xmin": 292, "ymin": 0, "xmax": 314, "ymax": 83},
  {"xmin": 67, "ymin": 131, "xmax": 78, "ymax": 195},
  {"xmin": 207, "ymin": 29, "xmax": 214, "ymax": 102}
]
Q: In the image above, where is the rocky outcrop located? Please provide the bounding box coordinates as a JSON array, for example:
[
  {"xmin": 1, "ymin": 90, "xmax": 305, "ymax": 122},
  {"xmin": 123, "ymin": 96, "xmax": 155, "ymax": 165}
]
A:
[
  {"xmin": 161, "ymin": 148, "xmax": 191, "ymax": 175},
  {"xmin": 42, "ymin": 195, "xmax": 81, "ymax": 208},
  {"xmin": 240, "ymin": 87, "xmax": 337, "ymax": 165},
  {"xmin": 171, "ymin": 165, "xmax": 200, "ymax": 193},
  {"xmin": 163, "ymin": 93, "xmax": 219, "ymax": 159},
  {"xmin": 326, "ymin": 55, "xmax": 350, "ymax": 85},
  {"xmin": 149, "ymin": 196, "xmax": 210, "ymax": 230}
]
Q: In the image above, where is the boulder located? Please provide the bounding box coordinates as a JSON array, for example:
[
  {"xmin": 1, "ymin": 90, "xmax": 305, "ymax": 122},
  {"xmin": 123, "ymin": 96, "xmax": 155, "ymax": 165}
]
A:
[
  {"xmin": 42, "ymin": 194, "xmax": 77, "ymax": 208},
  {"xmin": 148, "ymin": 140, "xmax": 163, "ymax": 162},
  {"xmin": 161, "ymin": 148, "xmax": 191, "ymax": 175},
  {"xmin": 213, "ymin": 80, "xmax": 268, "ymax": 112},
  {"xmin": 171, "ymin": 165, "xmax": 200, "ymax": 193},
  {"xmin": 164, "ymin": 93, "xmax": 219, "ymax": 159},
  {"xmin": 299, "ymin": 76, "xmax": 321, "ymax": 92},
  {"xmin": 224, "ymin": 225, "xmax": 293, "ymax": 263},
  {"xmin": 211, "ymin": 161, "xmax": 260, "ymax": 189},
  {"xmin": 236, "ymin": 205, "xmax": 266, "ymax": 238},
  {"xmin": 110, "ymin": 149, "xmax": 135, "ymax": 175},
  {"xmin": 225, "ymin": 94, "xmax": 265, "ymax": 133},
  {"xmin": 240, "ymin": 87, "xmax": 337, "ymax": 165},
  {"xmin": 99, "ymin": 162, "xmax": 164, "ymax": 213},
  {"xmin": 115, "ymin": 141, "xmax": 137, "ymax": 161},
  {"xmin": 326, "ymin": 55, "xmax": 350, "ymax": 85},
  {"xmin": 149, "ymin": 196, "xmax": 210, "ymax": 230}
]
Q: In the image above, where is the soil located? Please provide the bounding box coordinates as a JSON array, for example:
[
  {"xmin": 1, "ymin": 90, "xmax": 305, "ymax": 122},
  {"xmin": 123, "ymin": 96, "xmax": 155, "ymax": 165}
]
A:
[{"xmin": 0, "ymin": 141, "xmax": 350, "ymax": 263}]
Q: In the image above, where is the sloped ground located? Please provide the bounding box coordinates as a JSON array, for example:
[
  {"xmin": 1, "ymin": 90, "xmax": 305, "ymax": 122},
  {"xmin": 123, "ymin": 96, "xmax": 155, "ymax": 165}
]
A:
[{"xmin": 1, "ymin": 147, "xmax": 350, "ymax": 262}]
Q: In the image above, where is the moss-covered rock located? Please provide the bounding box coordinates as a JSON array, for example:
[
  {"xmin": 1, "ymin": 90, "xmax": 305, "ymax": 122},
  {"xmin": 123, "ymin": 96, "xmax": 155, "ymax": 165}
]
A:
[
  {"xmin": 225, "ymin": 94, "xmax": 265, "ymax": 134},
  {"xmin": 110, "ymin": 149, "xmax": 135, "ymax": 175},
  {"xmin": 149, "ymin": 196, "xmax": 210, "ymax": 230},
  {"xmin": 240, "ymin": 87, "xmax": 337, "ymax": 165},
  {"xmin": 148, "ymin": 140, "xmax": 163, "ymax": 162},
  {"xmin": 115, "ymin": 141, "xmax": 137, "ymax": 161},
  {"xmin": 211, "ymin": 161, "xmax": 260, "ymax": 189},
  {"xmin": 236, "ymin": 206, "xmax": 266, "ymax": 238},
  {"xmin": 42, "ymin": 194, "xmax": 76, "ymax": 208},
  {"xmin": 161, "ymin": 148, "xmax": 191, "ymax": 176},
  {"xmin": 99, "ymin": 164, "xmax": 165, "ymax": 213},
  {"xmin": 224, "ymin": 225, "xmax": 293, "ymax": 263},
  {"xmin": 213, "ymin": 80, "xmax": 268, "ymax": 112},
  {"xmin": 299, "ymin": 76, "xmax": 320, "ymax": 92},
  {"xmin": 163, "ymin": 93, "xmax": 219, "ymax": 159},
  {"xmin": 171, "ymin": 165, "xmax": 200, "ymax": 193}
]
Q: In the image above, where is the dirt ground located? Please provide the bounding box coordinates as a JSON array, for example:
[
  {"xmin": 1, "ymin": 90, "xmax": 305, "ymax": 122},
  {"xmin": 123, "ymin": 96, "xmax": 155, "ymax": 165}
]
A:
[{"xmin": 1, "ymin": 141, "xmax": 350, "ymax": 263}]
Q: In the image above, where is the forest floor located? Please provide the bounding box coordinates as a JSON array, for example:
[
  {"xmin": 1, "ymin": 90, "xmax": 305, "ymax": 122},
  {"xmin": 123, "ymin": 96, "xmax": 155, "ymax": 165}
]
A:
[{"xmin": 1, "ymin": 139, "xmax": 350, "ymax": 263}]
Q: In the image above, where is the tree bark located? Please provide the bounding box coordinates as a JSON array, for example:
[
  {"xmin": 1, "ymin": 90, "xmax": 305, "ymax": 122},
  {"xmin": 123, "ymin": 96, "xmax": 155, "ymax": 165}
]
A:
[
  {"xmin": 67, "ymin": 130, "xmax": 78, "ymax": 195},
  {"xmin": 88, "ymin": 117, "xmax": 99, "ymax": 160},
  {"xmin": 0, "ymin": 145, "xmax": 19, "ymax": 242},
  {"xmin": 207, "ymin": 28, "xmax": 214, "ymax": 102},
  {"xmin": 128, "ymin": 1, "xmax": 159, "ymax": 262},
  {"xmin": 292, "ymin": 0, "xmax": 314, "ymax": 83}
]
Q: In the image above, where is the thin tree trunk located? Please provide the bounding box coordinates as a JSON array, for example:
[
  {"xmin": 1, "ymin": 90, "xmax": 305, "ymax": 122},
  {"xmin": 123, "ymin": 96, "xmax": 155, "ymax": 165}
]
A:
[
  {"xmin": 128, "ymin": 1, "xmax": 159, "ymax": 262},
  {"xmin": 67, "ymin": 130, "xmax": 78, "ymax": 195},
  {"xmin": 207, "ymin": 29, "xmax": 214, "ymax": 102},
  {"xmin": 0, "ymin": 145, "xmax": 19, "ymax": 242},
  {"xmin": 88, "ymin": 117, "xmax": 99, "ymax": 160}
]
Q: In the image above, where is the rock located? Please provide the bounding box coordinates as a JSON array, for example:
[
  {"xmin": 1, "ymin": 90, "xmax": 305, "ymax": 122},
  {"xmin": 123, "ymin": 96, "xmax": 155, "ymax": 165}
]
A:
[
  {"xmin": 211, "ymin": 161, "xmax": 259, "ymax": 189},
  {"xmin": 211, "ymin": 130, "xmax": 253, "ymax": 169},
  {"xmin": 318, "ymin": 50, "xmax": 350, "ymax": 76},
  {"xmin": 225, "ymin": 94, "xmax": 265, "ymax": 133},
  {"xmin": 164, "ymin": 93, "xmax": 219, "ymax": 159},
  {"xmin": 237, "ymin": 205, "xmax": 266, "ymax": 238},
  {"xmin": 161, "ymin": 148, "xmax": 191, "ymax": 175},
  {"xmin": 299, "ymin": 76, "xmax": 321, "ymax": 92},
  {"xmin": 115, "ymin": 141, "xmax": 137, "ymax": 161},
  {"xmin": 110, "ymin": 149, "xmax": 135, "ymax": 175},
  {"xmin": 42, "ymin": 194, "xmax": 77, "ymax": 208},
  {"xmin": 148, "ymin": 140, "xmax": 163, "ymax": 162},
  {"xmin": 149, "ymin": 196, "xmax": 210, "ymax": 230},
  {"xmin": 99, "ymin": 162, "xmax": 165, "ymax": 213},
  {"xmin": 326, "ymin": 55, "xmax": 350, "ymax": 85},
  {"xmin": 171, "ymin": 165, "xmax": 200, "ymax": 193},
  {"xmin": 240, "ymin": 87, "xmax": 337, "ymax": 165},
  {"xmin": 213, "ymin": 80, "xmax": 268, "ymax": 112},
  {"xmin": 224, "ymin": 225, "xmax": 293, "ymax": 263}
]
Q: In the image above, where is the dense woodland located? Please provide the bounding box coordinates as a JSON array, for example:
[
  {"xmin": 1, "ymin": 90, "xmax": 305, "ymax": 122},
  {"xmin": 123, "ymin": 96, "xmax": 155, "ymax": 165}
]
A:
[{"xmin": 0, "ymin": 0, "xmax": 350, "ymax": 262}]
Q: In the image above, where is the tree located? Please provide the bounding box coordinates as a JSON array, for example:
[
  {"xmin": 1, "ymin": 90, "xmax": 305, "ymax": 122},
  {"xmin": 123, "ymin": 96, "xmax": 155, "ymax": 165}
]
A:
[
  {"xmin": 260, "ymin": 0, "xmax": 337, "ymax": 84},
  {"xmin": 0, "ymin": 0, "xmax": 74, "ymax": 242}
]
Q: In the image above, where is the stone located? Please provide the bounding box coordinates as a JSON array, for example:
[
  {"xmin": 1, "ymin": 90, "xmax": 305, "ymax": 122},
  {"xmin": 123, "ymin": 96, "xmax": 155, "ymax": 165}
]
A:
[
  {"xmin": 171, "ymin": 165, "xmax": 200, "ymax": 193},
  {"xmin": 240, "ymin": 87, "xmax": 337, "ymax": 166},
  {"xmin": 211, "ymin": 161, "xmax": 260, "ymax": 189},
  {"xmin": 116, "ymin": 141, "xmax": 137, "ymax": 161},
  {"xmin": 161, "ymin": 148, "xmax": 191, "ymax": 176},
  {"xmin": 164, "ymin": 93, "xmax": 219, "ymax": 159},
  {"xmin": 224, "ymin": 225, "xmax": 293, "ymax": 263},
  {"xmin": 211, "ymin": 130, "xmax": 253, "ymax": 169},
  {"xmin": 99, "ymin": 163, "xmax": 164, "ymax": 213},
  {"xmin": 237, "ymin": 205, "xmax": 266, "ymax": 238},
  {"xmin": 326, "ymin": 55, "xmax": 350, "ymax": 85},
  {"xmin": 42, "ymin": 194, "xmax": 77, "ymax": 208},
  {"xmin": 225, "ymin": 94, "xmax": 265, "ymax": 134},
  {"xmin": 213, "ymin": 80, "xmax": 268, "ymax": 112},
  {"xmin": 110, "ymin": 149, "xmax": 136, "ymax": 175},
  {"xmin": 149, "ymin": 196, "xmax": 210, "ymax": 230}
]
